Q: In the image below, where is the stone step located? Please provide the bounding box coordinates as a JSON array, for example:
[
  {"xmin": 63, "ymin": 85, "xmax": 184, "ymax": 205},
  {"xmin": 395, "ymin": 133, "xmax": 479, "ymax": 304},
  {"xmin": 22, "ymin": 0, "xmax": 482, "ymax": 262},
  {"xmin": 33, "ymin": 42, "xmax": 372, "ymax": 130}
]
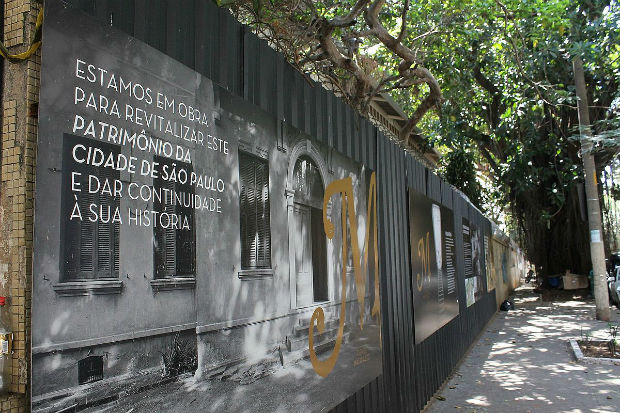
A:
[
  {"xmin": 280, "ymin": 330, "xmax": 351, "ymax": 367},
  {"xmin": 288, "ymin": 324, "xmax": 350, "ymax": 352},
  {"xmin": 293, "ymin": 317, "xmax": 343, "ymax": 338}
]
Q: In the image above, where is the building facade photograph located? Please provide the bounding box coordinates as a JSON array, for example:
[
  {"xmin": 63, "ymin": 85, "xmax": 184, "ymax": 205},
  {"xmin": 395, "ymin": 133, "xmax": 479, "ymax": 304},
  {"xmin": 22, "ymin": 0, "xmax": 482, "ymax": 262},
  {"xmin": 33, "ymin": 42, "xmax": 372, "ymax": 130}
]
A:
[{"xmin": 30, "ymin": 3, "xmax": 381, "ymax": 412}]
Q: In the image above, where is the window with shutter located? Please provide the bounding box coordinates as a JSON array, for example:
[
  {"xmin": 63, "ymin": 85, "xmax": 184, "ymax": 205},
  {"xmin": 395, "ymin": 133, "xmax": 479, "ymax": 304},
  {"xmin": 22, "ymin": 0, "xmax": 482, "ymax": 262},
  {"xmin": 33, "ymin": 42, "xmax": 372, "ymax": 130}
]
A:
[
  {"xmin": 62, "ymin": 134, "xmax": 120, "ymax": 280},
  {"xmin": 153, "ymin": 156, "xmax": 196, "ymax": 278},
  {"xmin": 239, "ymin": 152, "xmax": 271, "ymax": 270}
]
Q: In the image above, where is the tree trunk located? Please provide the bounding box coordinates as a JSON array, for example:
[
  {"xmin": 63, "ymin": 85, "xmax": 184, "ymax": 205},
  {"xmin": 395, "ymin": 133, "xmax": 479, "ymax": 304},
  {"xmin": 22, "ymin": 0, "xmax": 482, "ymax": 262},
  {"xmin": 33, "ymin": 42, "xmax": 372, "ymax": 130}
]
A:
[{"xmin": 573, "ymin": 57, "xmax": 610, "ymax": 321}]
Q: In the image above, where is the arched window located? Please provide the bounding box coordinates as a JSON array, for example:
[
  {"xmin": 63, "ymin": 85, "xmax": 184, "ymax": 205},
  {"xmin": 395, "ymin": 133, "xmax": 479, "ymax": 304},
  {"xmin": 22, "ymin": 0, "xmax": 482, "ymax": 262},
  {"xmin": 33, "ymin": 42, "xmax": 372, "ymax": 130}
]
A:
[{"xmin": 292, "ymin": 155, "xmax": 324, "ymax": 208}]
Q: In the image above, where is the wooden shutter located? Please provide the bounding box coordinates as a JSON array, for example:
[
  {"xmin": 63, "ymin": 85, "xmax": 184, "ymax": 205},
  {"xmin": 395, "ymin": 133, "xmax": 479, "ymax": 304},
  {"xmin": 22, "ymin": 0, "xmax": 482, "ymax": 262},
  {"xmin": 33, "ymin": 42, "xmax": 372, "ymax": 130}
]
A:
[
  {"xmin": 176, "ymin": 164, "xmax": 195, "ymax": 275},
  {"xmin": 163, "ymin": 184, "xmax": 177, "ymax": 276},
  {"xmin": 78, "ymin": 187, "xmax": 96, "ymax": 278},
  {"xmin": 96, "ymin": 214, "xmax": 112, "ymax": 277},
  {"xmin": 62, "ymin": 134, "xmax": 120, "ymax": 280},
  {"xmin": 239, "ymin": 153, "xmax": 254, "ymax": 268},
  {"xmin": 255, "ymin": 159, "xmax": 271, "ymax": 268},
  {"xmin": 96, "ymin": 165, "xmax": 120, "ymax": 278},
  {"xmin": 239, "ymin": 152, "xmax": 271, "ymax": 269},
  {"xmin": 154, "ymin": 172, "xmax": 176, "ymax": 278},
  {"xmin": 113, "ymin": 215, "xmax": 120, "ymax": 277},
  {"xmin": 62, "ymin": 167, "xmax": 98, "ymax": 279},
  {"xmin": 153, "ymin": 156, "xmax": 195, "ymax": 277}
]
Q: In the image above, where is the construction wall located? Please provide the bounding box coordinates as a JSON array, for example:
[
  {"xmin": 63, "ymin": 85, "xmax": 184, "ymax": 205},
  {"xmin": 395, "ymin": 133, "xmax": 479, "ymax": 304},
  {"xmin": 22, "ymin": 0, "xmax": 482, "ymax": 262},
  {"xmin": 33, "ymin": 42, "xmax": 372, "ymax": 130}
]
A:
[{"xmin": 0, "ymin": 1, "xmax": 525, "ymax": 412}]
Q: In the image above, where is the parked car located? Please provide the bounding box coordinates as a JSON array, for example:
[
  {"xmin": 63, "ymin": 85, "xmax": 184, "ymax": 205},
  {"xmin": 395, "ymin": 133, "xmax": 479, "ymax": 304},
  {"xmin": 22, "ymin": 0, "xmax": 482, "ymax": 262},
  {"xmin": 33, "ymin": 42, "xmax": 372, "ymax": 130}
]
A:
[{"xmin": 609, "ymin": 267, "xmax": 620, "ymax": 309}]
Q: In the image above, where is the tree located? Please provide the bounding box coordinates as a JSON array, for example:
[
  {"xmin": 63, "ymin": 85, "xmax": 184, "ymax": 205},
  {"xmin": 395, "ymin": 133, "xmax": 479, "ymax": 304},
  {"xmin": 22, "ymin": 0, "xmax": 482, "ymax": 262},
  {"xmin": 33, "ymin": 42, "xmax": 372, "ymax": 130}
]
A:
[
  {"xmin": 405, "ymin": 0, "xmax": 619, "ymax": 276},
  {"xmin": 574, "ymin": 56, "xmax": 610, "ymax": 320}
]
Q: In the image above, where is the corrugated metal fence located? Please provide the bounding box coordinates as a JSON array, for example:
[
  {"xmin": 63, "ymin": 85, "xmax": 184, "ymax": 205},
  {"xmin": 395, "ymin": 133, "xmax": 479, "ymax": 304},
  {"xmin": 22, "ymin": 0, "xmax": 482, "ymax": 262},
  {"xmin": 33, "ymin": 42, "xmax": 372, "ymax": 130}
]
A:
[{"xmin": 64, "ymin": 1, "xmax": 499, "ymax": 411}]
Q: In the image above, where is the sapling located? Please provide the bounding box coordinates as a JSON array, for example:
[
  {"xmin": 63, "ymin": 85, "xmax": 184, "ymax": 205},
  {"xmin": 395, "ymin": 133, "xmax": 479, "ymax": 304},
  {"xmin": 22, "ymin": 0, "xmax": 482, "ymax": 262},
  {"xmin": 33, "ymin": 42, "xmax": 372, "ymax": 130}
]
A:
[
  {"xmin": 608, "ymin": 323, "xmax": 619, "ymax": 357},
  {"xmin": 581, "ymin": 330, "xmax": 593, "ymax": 353}
]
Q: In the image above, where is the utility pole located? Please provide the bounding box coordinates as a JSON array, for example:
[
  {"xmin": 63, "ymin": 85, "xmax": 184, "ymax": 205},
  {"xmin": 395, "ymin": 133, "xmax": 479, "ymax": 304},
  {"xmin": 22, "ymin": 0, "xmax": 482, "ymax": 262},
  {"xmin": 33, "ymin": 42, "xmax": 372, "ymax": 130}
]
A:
[{"xmin": 573, "ymin": 57, "xmax": 610, "ymax": 321}]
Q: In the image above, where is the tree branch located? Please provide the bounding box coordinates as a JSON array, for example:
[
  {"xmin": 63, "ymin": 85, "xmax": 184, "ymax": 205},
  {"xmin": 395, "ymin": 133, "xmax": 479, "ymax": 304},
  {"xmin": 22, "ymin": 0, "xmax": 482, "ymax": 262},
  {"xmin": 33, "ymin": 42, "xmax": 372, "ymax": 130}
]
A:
[
  {"xmin": 400, "ymin": 93, "xmax": 437, "ymax": 144},
  {"xmin": 365, "ymin": 0, "xmax": 443, "ymax": 140},
  {"xmin": 472, "ymin": 62, "xmax": 504, "ymax": 129},
  {"xmin": 410, "ymin": 29, "xmax": 441, "ymax": 43},
  {"xmin": 366, "ymin": 0, "xmax": 417, "ymax": 63},
  {"xmin": 398, "ymin": 66, "xmax": 443, "ymax": 141},
  {"xmin": 330, "ymin": 0, "xmax": 370, "ymax": 27},
  {"xmin": 316, "ymin": 18, "xmax": 374, "ymax": 100},
  {"xmin": 478, "ymin": 143, "xmax": 502, "ymax": 176},
  {"xmin": 396, "ymin": 0, "xmax": 410, "ymax": 43}
]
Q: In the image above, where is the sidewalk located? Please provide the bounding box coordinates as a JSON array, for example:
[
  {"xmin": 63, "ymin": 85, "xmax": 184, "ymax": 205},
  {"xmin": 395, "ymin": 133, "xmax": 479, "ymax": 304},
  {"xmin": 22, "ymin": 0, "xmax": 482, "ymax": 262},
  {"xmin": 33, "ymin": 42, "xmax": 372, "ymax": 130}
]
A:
[{"xmin": 424, "ymin": 285, "xmax": 620, "ymax": 413}]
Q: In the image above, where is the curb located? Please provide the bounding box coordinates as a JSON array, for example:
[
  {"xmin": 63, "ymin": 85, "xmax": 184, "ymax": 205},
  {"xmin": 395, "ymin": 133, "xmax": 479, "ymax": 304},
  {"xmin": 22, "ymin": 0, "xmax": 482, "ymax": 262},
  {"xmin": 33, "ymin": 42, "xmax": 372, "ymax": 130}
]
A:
[{"xmin": 568, "ymin": 339, "xmax": 620, "ymax": 366}]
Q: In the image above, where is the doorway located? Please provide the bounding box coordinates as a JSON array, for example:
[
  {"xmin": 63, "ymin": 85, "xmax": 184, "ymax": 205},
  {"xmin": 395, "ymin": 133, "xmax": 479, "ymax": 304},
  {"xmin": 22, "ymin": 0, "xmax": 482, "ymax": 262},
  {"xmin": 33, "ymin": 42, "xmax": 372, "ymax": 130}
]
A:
[{"xmin": 290, "ymin": 154, "xmax": 328, "ymax": 307}]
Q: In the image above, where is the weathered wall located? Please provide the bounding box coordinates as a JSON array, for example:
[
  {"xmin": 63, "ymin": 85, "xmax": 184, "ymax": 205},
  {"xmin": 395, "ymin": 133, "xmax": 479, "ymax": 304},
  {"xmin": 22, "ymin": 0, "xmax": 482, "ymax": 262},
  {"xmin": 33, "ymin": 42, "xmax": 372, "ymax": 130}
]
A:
[
  {"xmin": 0, "ymin": 0, "xmax": 40, "ymax": 411},
  {"xmin": 491, "ymin": 233, "xmax": 523, "ymax": 308}
]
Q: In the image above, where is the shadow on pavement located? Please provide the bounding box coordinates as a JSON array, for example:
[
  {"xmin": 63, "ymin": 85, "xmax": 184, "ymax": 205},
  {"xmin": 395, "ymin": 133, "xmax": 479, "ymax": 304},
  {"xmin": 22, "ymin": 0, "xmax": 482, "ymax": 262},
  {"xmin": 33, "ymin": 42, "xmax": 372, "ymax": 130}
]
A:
[{"xmin": 424, "ymin": 285, "xmax": 620, "ymax": 413}]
